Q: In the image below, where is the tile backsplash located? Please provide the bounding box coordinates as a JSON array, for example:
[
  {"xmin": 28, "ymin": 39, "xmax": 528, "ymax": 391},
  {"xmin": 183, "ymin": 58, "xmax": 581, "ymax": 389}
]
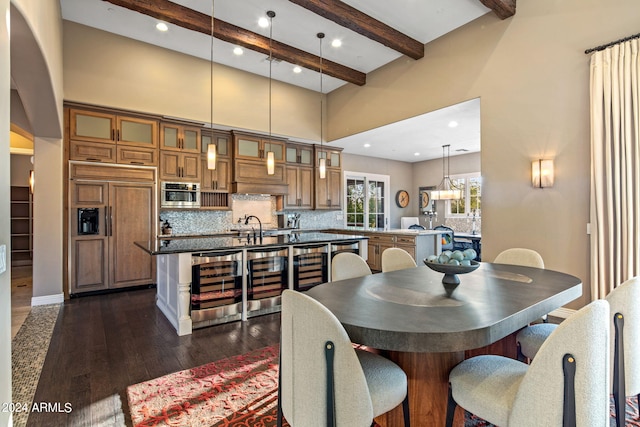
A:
[{"xmin": 160, "ymin": 194, "xmax": 343, "ymax": 236}]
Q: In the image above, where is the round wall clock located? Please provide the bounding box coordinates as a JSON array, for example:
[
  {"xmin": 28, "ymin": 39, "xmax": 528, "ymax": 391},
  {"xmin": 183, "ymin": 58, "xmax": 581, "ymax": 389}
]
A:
[
  {"xmin": 420, "ymin": 191, "xmax": 430, "ymax": 209},
  {"xmin": 395, "ymin": 190, "xmax": 410, "ymax": 208}
]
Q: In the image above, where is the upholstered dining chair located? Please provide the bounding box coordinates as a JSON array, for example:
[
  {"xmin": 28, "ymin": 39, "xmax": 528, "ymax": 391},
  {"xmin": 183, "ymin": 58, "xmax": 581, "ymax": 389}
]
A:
[
  {"xmin": 331, "ymin": 252, "xmax": 372, "ymax": 281},
  {"xmin": 381, "ymin": 247, "xmax": 417, "ymax": 273},
  {"xmin": 493, "ymin": 248, "xmax": 548, "ymax": 361},
  {"xmin": 277, "ymin": 289, "xmax": 411, "ymax": 427},
  {"xmin": 517, "ymin": 276, "xmax": 640, "ymax": 427},
  {"xmin": 493, "ymin": 248, "xmax": 545, "ymax": 269},
  {"xmin": 446, "ymin": 299, "xmax": 610, "ymax": 427}
]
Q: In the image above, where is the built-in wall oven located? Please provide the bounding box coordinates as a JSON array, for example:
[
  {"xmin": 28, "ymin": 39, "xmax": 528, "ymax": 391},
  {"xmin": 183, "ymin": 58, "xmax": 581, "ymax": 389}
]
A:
[{"xmin": 161, "ymin": 182, "xmax": 200, "ymax": 208}]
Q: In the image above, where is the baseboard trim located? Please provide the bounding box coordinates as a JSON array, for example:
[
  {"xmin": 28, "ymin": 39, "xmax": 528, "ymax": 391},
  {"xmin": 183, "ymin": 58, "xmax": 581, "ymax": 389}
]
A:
[
  {"xmin": 549, "ymin": 307, "xmax": 576, "ymax": 319},
  {"xmin": 31, "ymin": 293, "xmax": 64, "ymax": 306}
]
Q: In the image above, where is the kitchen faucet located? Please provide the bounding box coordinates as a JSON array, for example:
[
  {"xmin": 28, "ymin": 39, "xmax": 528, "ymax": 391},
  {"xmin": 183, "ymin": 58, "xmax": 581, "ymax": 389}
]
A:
[{"xmin": 244, "ymin": 215, "xmax": 263, "ymax": 241}]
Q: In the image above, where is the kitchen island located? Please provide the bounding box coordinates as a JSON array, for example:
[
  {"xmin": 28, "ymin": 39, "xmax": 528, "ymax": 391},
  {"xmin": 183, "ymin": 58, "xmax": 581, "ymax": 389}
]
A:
[
  {"xmin": 135, "ymin": 232, "xmax": 368, "ymax": 335},
  {"xmin": 326, "ymin": 227, "xmax": 444, "ymax": 271}
]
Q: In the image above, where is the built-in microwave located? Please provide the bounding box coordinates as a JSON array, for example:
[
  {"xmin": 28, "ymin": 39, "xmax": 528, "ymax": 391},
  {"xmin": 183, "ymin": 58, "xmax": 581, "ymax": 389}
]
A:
[{"xmin": 161, "ymin": 182, "xmax": 201, "ymax": 208}]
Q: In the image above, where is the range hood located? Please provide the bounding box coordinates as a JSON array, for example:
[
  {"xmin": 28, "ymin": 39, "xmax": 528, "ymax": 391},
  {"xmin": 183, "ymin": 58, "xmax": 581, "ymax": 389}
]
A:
[
  {"xmin": 232, "ymin": 158, "xmax": 289, "ymax": 195},
  {"xmin": 232, "ymin": 182, "xmax": 289, "ymax": 195}
]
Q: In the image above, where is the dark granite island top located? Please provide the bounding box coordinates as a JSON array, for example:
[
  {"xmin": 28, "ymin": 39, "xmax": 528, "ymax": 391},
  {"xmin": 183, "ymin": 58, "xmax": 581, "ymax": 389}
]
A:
[
  {"xmin": 136, "ymin": 232, "xmax": 369, "ymax": 337},
  {"xmin": 135, "ymin": 232, "xmax": 368, "ymax": 255}
]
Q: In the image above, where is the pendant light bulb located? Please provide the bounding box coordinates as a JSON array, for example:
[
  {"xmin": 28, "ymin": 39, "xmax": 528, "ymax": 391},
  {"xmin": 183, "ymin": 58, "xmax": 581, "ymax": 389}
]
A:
[
  {"xmin": 207, "ymin": 144, "xmax": 217, "ymax": 170},
  {"xmin": 319, "ymin": 158, "xmax": 326, "ymax": 179},
  {"xmin": 267, "ymin": 151, "xmax": 275, "ymax": 175}
]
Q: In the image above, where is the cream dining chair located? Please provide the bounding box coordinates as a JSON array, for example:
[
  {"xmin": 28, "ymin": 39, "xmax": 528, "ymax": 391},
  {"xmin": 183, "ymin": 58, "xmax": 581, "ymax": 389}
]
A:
[
  {"xmin": 277, "ymin": 289, "xmax": 411, "ymax": 427},
  {"xmin": 517, "ymin": 276, "xmax": 640, "ymax": 427},
  {"xmin": 331, "ymin": 252, "xmax": 372, "ymax": 281},
  {"xmin": 381, "ymin": 247, "xmax": 417, "ymax": 273},
  {"xmin": 493, "ymin": 248, "xmax": 544, "ymax": 269},
  {"xmin": 493, "ymin": 248, "xmax": 549, "ymax": 361},
  {"xmin": 446, "ymin": 299, "xmax": 610, "ymax": 427}
]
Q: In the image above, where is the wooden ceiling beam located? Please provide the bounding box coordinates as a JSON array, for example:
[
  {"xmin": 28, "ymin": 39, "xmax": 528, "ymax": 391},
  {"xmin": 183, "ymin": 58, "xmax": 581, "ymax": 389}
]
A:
[
  {"xmin": 103, "ymin": 0, "xmax": 366, "ymax": 86},
  {"xmin": 289, "ymin": 0, "xmax": 424, "ymax": 60},
  {"xmin": 479, "ymin": 0, "xmax": 516, "ymax": 19}
]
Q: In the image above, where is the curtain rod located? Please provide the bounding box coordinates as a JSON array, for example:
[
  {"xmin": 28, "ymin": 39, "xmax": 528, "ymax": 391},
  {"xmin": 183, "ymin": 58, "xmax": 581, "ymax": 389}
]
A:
[{"xmin": 585, "ymin": 32, "xmax": 640, "ymax": 54}]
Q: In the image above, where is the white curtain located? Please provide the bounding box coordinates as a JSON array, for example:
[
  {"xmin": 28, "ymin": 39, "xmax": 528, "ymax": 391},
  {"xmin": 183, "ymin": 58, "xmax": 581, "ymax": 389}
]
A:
[{"xmin": 590, "ymin": 38, "xmax": 640, "ymax": 300}]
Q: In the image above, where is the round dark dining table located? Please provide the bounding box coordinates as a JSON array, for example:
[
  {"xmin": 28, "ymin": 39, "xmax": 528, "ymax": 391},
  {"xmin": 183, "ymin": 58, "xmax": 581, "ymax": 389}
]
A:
[{"xmin": 304, "ymin": 262, "xmax": 582, "ymax": 427}]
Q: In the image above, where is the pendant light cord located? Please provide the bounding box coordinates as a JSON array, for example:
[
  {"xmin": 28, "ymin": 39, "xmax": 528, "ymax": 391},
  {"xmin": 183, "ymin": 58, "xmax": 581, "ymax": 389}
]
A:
[
  {"xmin": 268, "ymin": 11, "xmax": 275, "ymax": 141},
  {"xmin": 318, "ymin": 33, "xmax": 325, "ymax": 149},
  {"xmin": 210, "ymin": 0, "xmax": 214, "ymax": 129}
]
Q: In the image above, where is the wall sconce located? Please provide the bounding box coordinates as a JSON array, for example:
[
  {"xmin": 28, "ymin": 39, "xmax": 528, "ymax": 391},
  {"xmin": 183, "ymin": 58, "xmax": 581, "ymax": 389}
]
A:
[
  {"xmin": 266, "ymin": 151, "xmax": 275, "ymax": 175},
  {"xmin": 29, "ymin": 170, "xmax": 35, "ymax": 194},
  {"xmin": 532, "ymin": 159, "xmax": 554, "ymax": 188},
  {"xmin": 207, "ymin": 144, "xmax": 217, "ymax": 170}
]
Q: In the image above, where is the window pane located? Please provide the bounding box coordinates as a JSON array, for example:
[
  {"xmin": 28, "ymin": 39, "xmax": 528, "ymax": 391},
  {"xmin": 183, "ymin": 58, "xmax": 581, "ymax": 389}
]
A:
[
  {"xmin": 346, "ymin": 178, "xmax": 365, "ymax": 227},
  {"xmin": 469, "ymin": 177, "xmax": 481, "ymax": 213},
  {"xmin": 449, "ymin": 178, "xmax": 466, "ymax": 215}
]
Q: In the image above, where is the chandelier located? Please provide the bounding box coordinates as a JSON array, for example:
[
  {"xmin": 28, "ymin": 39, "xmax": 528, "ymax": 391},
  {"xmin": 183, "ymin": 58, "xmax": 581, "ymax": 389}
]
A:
[{"xmin": 430, "ymin": 144, "xmax": 462, "ymax": 200}]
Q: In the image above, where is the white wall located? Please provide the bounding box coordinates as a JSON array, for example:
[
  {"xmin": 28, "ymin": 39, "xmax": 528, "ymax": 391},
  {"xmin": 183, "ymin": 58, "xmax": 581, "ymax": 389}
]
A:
[
  {"xmin": 10, "ymin": 0, "xmax": 64, "ymax": 303},
  {"xmin": 0, "ymin": 0, "xmax": 11, "ymax": 423},
  {"xmin": 328, "ymin": 0, "xmax": 640, "ymax": 307}
]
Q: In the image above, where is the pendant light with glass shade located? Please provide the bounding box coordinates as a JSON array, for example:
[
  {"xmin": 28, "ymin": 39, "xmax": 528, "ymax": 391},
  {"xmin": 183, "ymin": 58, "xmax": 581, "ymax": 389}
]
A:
[
  {"xmin": 265, "ymin": 11, "xmax": 276, "ymax": 175},
  {"xmin": 317, "ymin": 32, "xmax": 326, "ymax": 179},
  {"xmin": 206, "ymin": 0, "xmax": 217, "ymax": 170},
  {"xmin": 430, "ymin": 144, "xmax": 462, "ymax": 200}
]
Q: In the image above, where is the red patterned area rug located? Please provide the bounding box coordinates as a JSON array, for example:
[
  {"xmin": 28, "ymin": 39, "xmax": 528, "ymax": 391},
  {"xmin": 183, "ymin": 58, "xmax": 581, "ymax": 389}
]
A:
[{"xmin": 127, "ymin": 344, "xmax": 640, "ymax": 427}]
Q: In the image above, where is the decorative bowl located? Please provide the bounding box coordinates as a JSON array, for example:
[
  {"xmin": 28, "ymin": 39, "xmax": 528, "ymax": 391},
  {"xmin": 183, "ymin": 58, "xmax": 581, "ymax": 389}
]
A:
[{"xmin": 423, "ymin": 259, "xmax": 480, "ymax": 285}]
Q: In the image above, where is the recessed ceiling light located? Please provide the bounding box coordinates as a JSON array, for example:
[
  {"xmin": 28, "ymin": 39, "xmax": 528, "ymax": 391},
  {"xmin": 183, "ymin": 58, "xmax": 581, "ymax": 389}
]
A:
[
  {"xmin": 448, "ymin": 120, "xmax": 459, "ymax": 128},
  {"xmin": 331, "ymin": 39, "xmax": 342, "ymax": 48},
  {"xmin": 233, "ymin": 47, "xmax": 244, "ymax": 55},
  {"xmin": 258, "ymin": 17, "xmax": 269, "ymax": 28},
  {"xmin": 364, "ymin": 143, "xmax": 371, "ymax": 148},
  {"xmin": 156, "ymin": 22, "xmax": 169, "ymax": 32},
  {"xmin": 293, "ymin": 66, "xmax": 302, "ymax": 73},
  {"xmin": 414, "ymin": 152, "xmax": 421, "ymax": 156}
]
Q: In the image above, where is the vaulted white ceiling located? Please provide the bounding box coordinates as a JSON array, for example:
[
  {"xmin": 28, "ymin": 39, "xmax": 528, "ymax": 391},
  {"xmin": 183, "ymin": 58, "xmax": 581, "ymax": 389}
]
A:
[{"xmin": 60, "ymin": 0, "xmax": 490, "ymax": 161}]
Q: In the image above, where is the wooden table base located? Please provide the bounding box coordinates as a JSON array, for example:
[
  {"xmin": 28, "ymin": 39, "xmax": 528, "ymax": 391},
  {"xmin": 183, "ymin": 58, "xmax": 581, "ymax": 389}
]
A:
[{"xmin": 375, "ymin": 332, "xmax": 518, "ymax": 427}]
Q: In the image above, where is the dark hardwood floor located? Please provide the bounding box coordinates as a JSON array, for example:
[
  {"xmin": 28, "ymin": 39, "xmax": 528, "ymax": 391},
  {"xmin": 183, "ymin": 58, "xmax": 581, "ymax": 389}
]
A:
[{"xmin": 28, "ymin": 287, "xmax": 281, "ymax": 426}]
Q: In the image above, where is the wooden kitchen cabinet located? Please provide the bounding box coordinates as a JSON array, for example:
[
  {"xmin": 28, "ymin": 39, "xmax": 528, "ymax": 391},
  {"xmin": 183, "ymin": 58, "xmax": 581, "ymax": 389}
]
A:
[
  {"xmin": 231, "ymin": 131, "xmax": 288, "ymax": 194},
  {"xmin": 286, "ymin": 143, "xmax": 313, "ymax": 166},
  {"xmin": 233, "ymin": 132, "xmax": 285, "ymax": 162},
  {"xmin": 69, "ymin": 140, "xmax": 116, "ymax": 163},
  {"xmin": 201, "ymin": 131, "xmax": 231, "ymax": 191},
  {"xmin": 67, "ymin": 106, "xmax": 159, "ymax": 165},
  {"xmin": 160, "ymin": 151, "xmax": 200, "ymax": 181},
  {"xmin": 314, "ymin": 145, "xmax": 343, "ymax": 210},
  {"xmin": 315, "ymin": 147, "xmax": 342, "ymax": 169},
  {"xmin": 201, "ymin": 130, "xmax": 230, "ymax": 158},
  {"xmin": 69, "ymin": 108, "xmax": 158, "ymax": 148},
  {"xmin": 160, "ymin": 122, "xmax": 201, "ymax": 153},
  {"xmin": 315, "ymin": 168, "xmax": 342, "ymax": 210},
  {"xmin": 285, "ymin": 165, "xmax": 313, "ymax": 209},
  {"xmin": 69, "ymin": 174, "xmax": 156, "ymax": 294},
  {"xmin": 366, "ymin": 233, "xmax": 395, "ymax": 272},
  {"xmin": 201, "ymin": 157, "xmax": 230, "ymax": 192}
]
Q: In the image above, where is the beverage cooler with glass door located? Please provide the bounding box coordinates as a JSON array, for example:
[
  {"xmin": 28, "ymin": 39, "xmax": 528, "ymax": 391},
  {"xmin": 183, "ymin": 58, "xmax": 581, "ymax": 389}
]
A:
[
  {"xmin": 246, "ymin": 246, "xmax": 288, "ymax": 317},
  {"xmin": 191, "ymin": 250, "xmax": 243, "ymax": 326},
  {"xmin": 293, "ymin": 244, "xmax": 328, "ymax": 291}
]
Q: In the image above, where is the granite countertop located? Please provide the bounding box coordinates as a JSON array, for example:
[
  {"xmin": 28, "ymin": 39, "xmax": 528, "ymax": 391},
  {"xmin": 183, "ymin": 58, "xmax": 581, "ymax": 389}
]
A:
[
  {"xmin": 136, "ymin": 232, "xmax": 367, "ymax": 255},
  {"xmin": 331, "ymin": 227, "xmax": 443, "ymax": 236}
]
